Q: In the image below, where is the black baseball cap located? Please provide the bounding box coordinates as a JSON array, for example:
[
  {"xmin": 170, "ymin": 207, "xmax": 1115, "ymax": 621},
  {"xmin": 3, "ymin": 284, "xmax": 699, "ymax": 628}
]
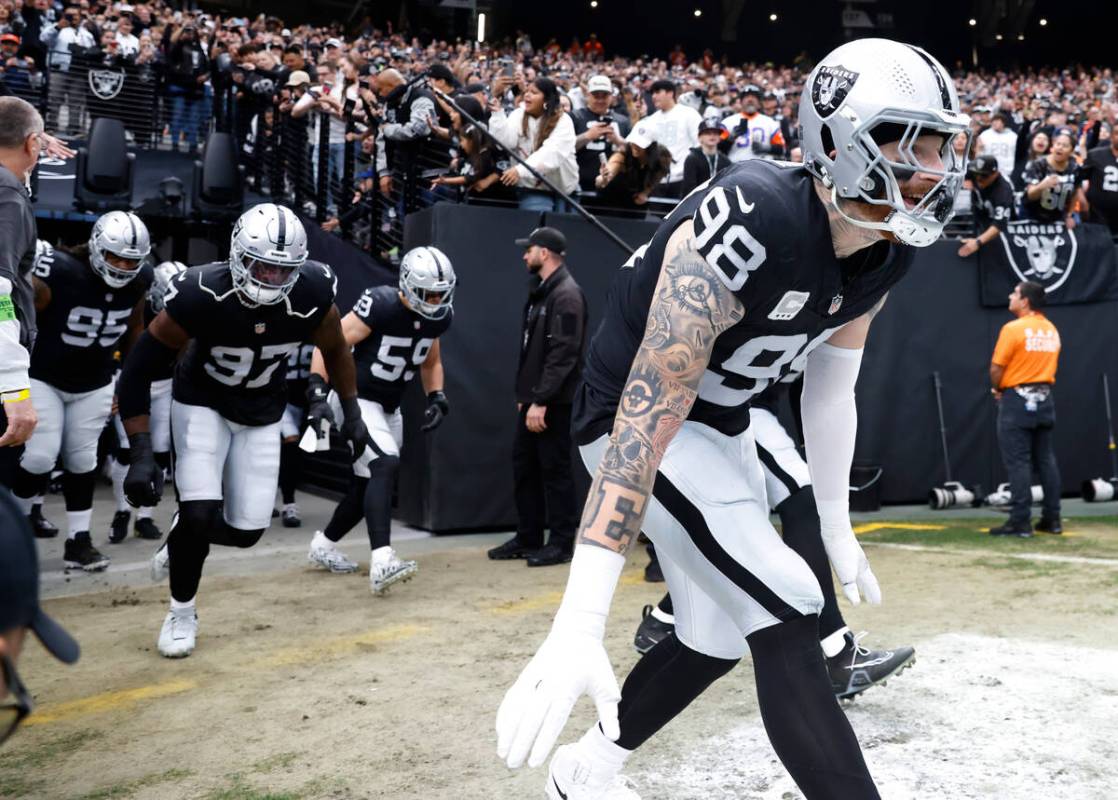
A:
[
  {"xmin": 967, "ymin": 154, "xmax": 999, "ymax": 178},
  {"xmin": 0, "ymin": 489, "xmax": 79, "ymax": 664},
  {"xmin": 427, "ymin": 63, "xmax": 460, "ymax": 89},
  {"xmin": 515, "ymin": 226, "xmax": 567, "ymax": 255}
]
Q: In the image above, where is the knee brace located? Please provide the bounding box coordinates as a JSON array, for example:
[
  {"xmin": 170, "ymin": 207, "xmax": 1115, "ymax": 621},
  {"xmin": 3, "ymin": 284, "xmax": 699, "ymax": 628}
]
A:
[
  {"xmin": 179, "ymin": 499, "xmax": 265, "ymax": 549},
  {"xmin": 12, "ymin": 466, "xmax": 49, "ymax": 500}
]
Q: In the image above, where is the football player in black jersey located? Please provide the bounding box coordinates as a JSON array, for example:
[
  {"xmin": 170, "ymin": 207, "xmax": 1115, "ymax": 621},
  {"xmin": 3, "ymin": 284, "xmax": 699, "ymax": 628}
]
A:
[
  {"xmin": 1083, "ymin": 136, "xmax": 1118, "ymax": 233},
  {"xmin": 107, "ymin": 261, "xmax": 187, "ymax": 544},
  {"xmin": 1022, "ymin": 128, "xmax": 1086, "ymax": 225},
  {"xmin": 117, "ymin": 203, "xmax": 371, "ymax": 659},
  {"xmin": 634, "ymin": 376, "xmax": 915, "ymax": 701},
  {"xmin": 496, "ymin": 39, "xmax": 971, "ymax": 800},
  {"xmin": 957, "ymin": 154, "xmax": 1015, "ymax": 258},
  {"xmin": 276, "ymin": 341, "xmax": 317, "ymax": 528},
  {"xmin": 10, "ymin": 213, "xmax": 153, "ymax": 571},
  {"xmin": 306, "ymin": 246, "xmax": 454, "ymax": 594}
]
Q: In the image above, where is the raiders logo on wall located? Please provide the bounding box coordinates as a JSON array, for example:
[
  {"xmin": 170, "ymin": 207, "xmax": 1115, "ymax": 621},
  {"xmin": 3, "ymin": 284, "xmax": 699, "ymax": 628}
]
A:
[
  {"xmin": 88, "ymin": 68, "xmax": 125, "ymax": 100},
  {"xmin": 811, "ymin": 65, "xmax": 858, "ymax": 118},
  {"xmin": 1000, "ymin": 221, "xmax": 1078, "ymax": 293}
]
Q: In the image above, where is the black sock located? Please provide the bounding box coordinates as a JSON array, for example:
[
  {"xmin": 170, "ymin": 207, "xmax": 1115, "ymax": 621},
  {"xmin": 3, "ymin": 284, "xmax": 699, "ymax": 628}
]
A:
[
  {"xmin": 154, "ymin": 451, "xmax": 171, "ymax": 472},
  {"xmin": 364, "ymin": 455, "xmax": 398, "ymax": 551},
  {"xmin": 778, "ymin": 487, "xmax": 845, "ymax": 640},
  {"xmin": 656, "ymin": 594, "xmax": 673, "ymax": 616},
  {"xmin": 324, "ymin": 476, "xmax": 369, "ymax": 542},
  {"xmin": 279, "ymin": 441, "xmax": 301, "ymax": 505},
  {"xmin": 12, "ymin": 467, "xmax": 49, "ymax": 502},
  {"xmin": 62, "ymin": 469, "xmax": 97, "ymax": 512},
  {"xmin": 169, "ymin": 501, "xmax": 213, "ymax": 602},
  {"xmin": 748, "ymin": 616, "xmax": 880, "ymax": 799},
  {"xmin": 615, "ymin": 634, "xmax": 738, "ymax": 750}
]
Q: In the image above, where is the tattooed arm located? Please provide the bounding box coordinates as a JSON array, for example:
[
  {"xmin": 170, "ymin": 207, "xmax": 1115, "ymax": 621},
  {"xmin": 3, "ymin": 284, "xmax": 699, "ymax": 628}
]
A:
[
  {"xmin": 495, "ymin": 218, "xmax": 745, "ymax": 771},
  {"xmin": 578, "ymin": 219, "xmax": 745, "ymax": 556}
]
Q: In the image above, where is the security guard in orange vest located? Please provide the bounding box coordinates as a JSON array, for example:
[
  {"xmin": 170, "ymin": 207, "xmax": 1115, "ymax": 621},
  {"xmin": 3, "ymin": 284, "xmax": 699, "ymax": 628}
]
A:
[{"xmin": 989, "ymin": 280, "xmax": 1062, "ymax": 537}]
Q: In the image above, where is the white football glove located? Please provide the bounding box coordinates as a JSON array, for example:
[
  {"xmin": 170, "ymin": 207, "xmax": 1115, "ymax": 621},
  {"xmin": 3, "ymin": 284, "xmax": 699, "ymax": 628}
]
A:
[
  {"xmin": 495, "ymin": 620, "xmax": 621, "ymax": 769},
  {"xmin": 819, "ymin": 519, "xmax": 881, "ymax": 606}
]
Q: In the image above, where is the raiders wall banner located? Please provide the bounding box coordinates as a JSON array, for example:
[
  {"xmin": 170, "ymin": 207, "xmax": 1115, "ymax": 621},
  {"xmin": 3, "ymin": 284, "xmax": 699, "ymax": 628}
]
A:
[{"xmin": 978, "ymin": 220, "xmax": 1118, "ymax": 306}]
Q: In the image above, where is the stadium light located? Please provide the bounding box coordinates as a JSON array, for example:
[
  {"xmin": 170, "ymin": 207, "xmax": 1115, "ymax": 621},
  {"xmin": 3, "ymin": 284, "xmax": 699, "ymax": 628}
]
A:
[
  {"xmin": 1017, "ymin": 34, "xmax": 1025, "ymax": 40},
  {"xmin": 1039, "ymin": 17, "xmax": 1048, "ymax": 25},
  {"xmin": 769, "ymin": 13, "xmax": 778, "ymax": 21},
  {"xmin": 590, "ymin": 0, "xmax": 598, "ymax": 7},
  {"xmin": 995, "ymin": 33, "xmax": 1003, "ymax": 40},
  {"xmin": 693, "ymin": 8, "xmax": 702, "ymax": 17},
  {"xmin": 968, "ymin": 18, "xmax": 976, "ymax": 26},
  {"xmin": 477, "ymin": 12, "xmax": 485, "ymax": 43}
]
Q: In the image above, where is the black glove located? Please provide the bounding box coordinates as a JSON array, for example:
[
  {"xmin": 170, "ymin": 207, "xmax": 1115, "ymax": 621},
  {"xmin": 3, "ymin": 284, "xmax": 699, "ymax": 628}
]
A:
[
  {"xmin": 421, "ymin": 390, "xmax": 450, "ymax": 432},
  {"xmin": 339, "ymin": 395, "xmax": 372, "ymax": 462},
  {"xmin": 123, "ymin": 432, "xmax": 164, "ymax": 508},
  {"xmin": 750, "ymin": 138, "xmax": 769, "ymax": 155},
  {"xmin": 305, "ymin": 374, "xmax": 335, "ymax": 435}
]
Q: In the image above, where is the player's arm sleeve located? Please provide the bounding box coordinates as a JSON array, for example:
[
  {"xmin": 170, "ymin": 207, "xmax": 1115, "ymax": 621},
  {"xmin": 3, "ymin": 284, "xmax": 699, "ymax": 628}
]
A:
[
  {"xmin": 530, "ymin": 288, "xmax": 586, "ymax": 404},
  {"xmin": 801, "ymin": 342, "xmax": 864, "ymax": 526}
]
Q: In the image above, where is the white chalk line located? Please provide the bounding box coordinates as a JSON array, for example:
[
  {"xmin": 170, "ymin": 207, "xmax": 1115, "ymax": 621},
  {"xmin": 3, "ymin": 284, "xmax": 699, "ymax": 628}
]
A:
[{"xmin": 863, "ymin": 540, "xmax": 1118, "ymax": 567}]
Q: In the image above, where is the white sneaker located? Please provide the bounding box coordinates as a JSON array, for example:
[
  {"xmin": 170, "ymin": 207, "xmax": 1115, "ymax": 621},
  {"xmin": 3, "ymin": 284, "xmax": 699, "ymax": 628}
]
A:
[
  {"xmin": 369, "ymin": 549, "xmax": 417, "ymax": 595},
  {"xmin": 547, "ymin": 743, "xmax": 641, "ymax": 800},
  {"xmin": 308, "ymin": 530, "xmax": 359, "ymax": 573},
  {"xmin": 150, "ymin": 541, "xmax": 170, "ymax": 582},
  {"xmin": 157, "ymin": 609, "xmax": 198, "ymax": 658}
]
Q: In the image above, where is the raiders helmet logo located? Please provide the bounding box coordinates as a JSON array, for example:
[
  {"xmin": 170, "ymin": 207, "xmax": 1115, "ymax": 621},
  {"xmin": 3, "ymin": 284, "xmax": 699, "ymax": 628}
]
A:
[
  {"xmin": 88, "ymin": 68, "xmax": 125, "ymax": 100},
  {"xmin": 811, "ymin": 65, "xmax": 858, "ymax": 119}
]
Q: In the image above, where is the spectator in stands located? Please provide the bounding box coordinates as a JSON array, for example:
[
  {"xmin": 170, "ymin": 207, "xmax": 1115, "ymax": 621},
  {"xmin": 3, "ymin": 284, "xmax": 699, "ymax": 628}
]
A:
[
  {"xmin": 721, "ymin": 84, "xmax": 784, "ymax": 164},
  {"xmin": 0, "ymin": 33, "xmax": 39, "ymax": 100},
  {"xmin": 1013, "ymin": 129, "xmax": 1049, "ymax": 188},
  {"xmin": 371, "ymin": 66, "xmax": 436, "ymax": 204},
  {"xmin": 489, "ymin": 226, "xmax": 586, "ymax": 568},
  {"xmin": 959, "ymin": 154, "xmax": 1014, "ymax": 258},
  {"xmin": 429, "ymin": 95, "xmax": 506, "ymax": 201},
  {"xmin": 1082, "ymin": 133, "xmax": 1118, "ymax": 234},
  {"xmin": 281, "ymin": 44, "xmax": 305, "ymax": 74},
  {"xmin": 115, "ymin": 13, "xmax": 138, "ymax": 58},
  {"xmin": 989, "ymin": 281, "xmax": 1062, "ymax": 537},
  {"xmin": 490, "ymin": 76, "xmax": 577, "ymax": 211},
  {"xmin": 681, "ymin": 113, "xmax": 730, "ymax": 197},
  {"xmin": 571, "ymin": 74, "xmax": 629, "ymax": 194},
  {"xmin": 978, "ymin": 112, "xmax": 1017, "ymax": 180},
  {"xmin": 40, "ymin": 5, "xmax": 94, "ymax": 134},
  {"xmin": 642, "ymin": 78, "xmax": 700, "ymax": 197},
  {"xmin": 163, "ymin": 21, "xmax": 209, "ymax": 153},
  {"xmin": 1022, "ymin": 128, "xmax": 1086, "ymax": 226},
  {"xmin": 595, "ymin": 121, "xmax": 671, "ymax": 207}
]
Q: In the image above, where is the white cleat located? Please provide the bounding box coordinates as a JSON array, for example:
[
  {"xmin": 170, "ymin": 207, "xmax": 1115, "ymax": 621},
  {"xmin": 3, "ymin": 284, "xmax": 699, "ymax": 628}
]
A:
[
  {"xmin": 307, "ymin": 530, "xmax": 359, "ymax": 573},
  {"xmin": 157, "ymin": 609, "xmax": 197, "ymax": 659},
  {"xmin": 547, "ymin": 743, "xmax": 641, "ymax": 800},
  {"xmin": 369, "ymin": 549, "xmax": 417, "ymax": 595},
  {"xmin": 150, "ymin": 541, "xmax": 170, "ymax": 583}
]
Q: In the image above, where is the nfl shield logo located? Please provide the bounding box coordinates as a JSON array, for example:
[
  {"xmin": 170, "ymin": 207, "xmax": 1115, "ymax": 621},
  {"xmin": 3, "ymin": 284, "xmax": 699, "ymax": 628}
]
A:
[
  {"xmin": 254, "ymin": 322, "xmax": 266, "ymax": 334},
  {"xmin": 828, "ymin": 294, "xmax": 843, "ymax": 315}
]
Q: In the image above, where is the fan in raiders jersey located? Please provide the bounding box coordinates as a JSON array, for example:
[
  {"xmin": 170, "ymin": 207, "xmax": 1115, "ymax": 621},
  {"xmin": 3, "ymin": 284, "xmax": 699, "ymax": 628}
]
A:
[
  {"xmin": 957, "ymin": 154, "xmax": 1015, "ymax": 258},
  {"xmin": 107, "ymin": 261, "xmax": 187, "ymax": 545},
  {"xmin": 276, "ymin": 340, "xmax": 318, "ymax": 528},
  {"xmin": 306, "ymin": 246, "xmax": 454, "ymax": 594},
  {"xmin": 10, "ymin": 214, "xmax": 152, "ymax": 572},
  {"xmin": 1021, "ymin": 128, "xmax": 1087, "ymax": 225},
  {"xmin": 117, "ymin": 203, "xmax": 371, "ymax": 659},
  {"xmin": 496, "ymin": 38, "xmax": 970, "ymax": 800},
  {"xmin": 634, "ymin": 376, "xmax": 915, "ymax": 702}
]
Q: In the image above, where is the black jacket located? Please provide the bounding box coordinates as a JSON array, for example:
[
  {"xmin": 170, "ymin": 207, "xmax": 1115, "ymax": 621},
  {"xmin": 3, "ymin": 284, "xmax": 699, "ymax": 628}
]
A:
[
  {"xmin": 681, "ymin": 146, "xmax": 731, "ymax": 197},
  {"xmin": 516, "ymin": 266, "xmax": 588, "ymax": 406}
]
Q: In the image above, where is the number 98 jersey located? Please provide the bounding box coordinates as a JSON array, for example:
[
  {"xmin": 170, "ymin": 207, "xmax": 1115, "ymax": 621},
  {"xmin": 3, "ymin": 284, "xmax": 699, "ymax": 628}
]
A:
[
  {"xmin": 574, "ymin": 159, "xmax": 914, "ymax": 444},
  {"xmin": 30, "ymin": 247, "xmax": 151, "ymax": 393},
  {"xmin": 350, "ymin": 285, "xmax": 452, "ymax": 413},
  {"xmin": 164, "ymin": 260, "xmax": 336, "ymax": 426}
]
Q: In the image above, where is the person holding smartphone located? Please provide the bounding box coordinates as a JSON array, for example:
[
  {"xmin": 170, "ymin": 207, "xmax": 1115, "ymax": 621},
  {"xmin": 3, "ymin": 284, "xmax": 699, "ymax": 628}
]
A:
[{"xmin": 572, "ymin": 74, "xmax": 630, "ymax": 193}]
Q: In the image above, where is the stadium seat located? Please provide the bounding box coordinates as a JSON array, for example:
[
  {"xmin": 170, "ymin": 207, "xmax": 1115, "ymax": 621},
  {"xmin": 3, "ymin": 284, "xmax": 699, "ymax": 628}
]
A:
[
  {"xmin": 73, "ymin": 117, "xmax": 135, "ymax": 212},
  {"xmin": 191, "ymin": 132, "xmax": 245, "ymax": 222}
]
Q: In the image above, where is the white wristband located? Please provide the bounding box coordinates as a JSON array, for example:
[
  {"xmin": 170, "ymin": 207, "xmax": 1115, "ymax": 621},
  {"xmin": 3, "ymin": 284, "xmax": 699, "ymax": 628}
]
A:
[{"xmin": 553, "ymin": 545, "xmax": 626, "ymax": 641}]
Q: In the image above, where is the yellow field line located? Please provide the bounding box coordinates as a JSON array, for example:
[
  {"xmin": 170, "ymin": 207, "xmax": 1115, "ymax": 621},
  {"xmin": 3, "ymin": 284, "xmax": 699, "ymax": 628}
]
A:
[
  {"xmin": 255, "ymin": 624, "xmax": 427, "ymax": 667},
  {"xmin": 854, "ymin": 522, "xmax": 947, "ymax": 534},
  {"xmin": 488, "ymin": 591, "xmax": 564, "ymax": 615},
  {"xmin": 24, "ymin": 678, "xmax": 198, "ymax": 726}
]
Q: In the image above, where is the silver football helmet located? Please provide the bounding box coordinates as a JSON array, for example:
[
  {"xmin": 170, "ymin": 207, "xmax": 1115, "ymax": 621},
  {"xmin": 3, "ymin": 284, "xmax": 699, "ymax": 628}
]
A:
[
  {"xmin": 399, "ymin": 246, "xmax": 455, "ymax": 320},
  {"xmin": 799, "ymin": 38, "xmax": 971, "ymax": 247},
  {"xmin": 229, "ymin": 203, "xmax": 307, "ymax": 306},
  {"xmin": 149, "ymin": 261, "xmax": 188, "ymax": 312},
  {"xmin": 89, "ymin": 211, "xmax": 151, "ymax": 288}
]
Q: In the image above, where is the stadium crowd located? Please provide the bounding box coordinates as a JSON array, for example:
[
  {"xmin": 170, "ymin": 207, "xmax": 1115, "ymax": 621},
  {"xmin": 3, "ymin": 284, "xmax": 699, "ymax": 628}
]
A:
[{"xmin": 2, "ymin": 0, "xmax": 1118, "ymax": 235}]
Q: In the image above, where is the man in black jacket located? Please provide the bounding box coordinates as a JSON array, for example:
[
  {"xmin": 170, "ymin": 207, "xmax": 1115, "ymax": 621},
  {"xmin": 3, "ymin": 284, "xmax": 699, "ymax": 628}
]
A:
[{"xmin": 489, "ymin": 227, "xmax": 588, "ymax": 567}]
